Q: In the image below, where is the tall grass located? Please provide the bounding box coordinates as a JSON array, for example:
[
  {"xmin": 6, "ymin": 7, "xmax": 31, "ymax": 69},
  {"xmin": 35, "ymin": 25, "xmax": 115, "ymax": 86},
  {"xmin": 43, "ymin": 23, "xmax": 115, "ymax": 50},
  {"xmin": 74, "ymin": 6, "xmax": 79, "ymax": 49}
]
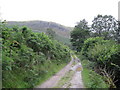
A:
[
  {"xmin": 81, "ymin": 60, "xmax": 109, "ymax": 88},
  {"xmin": 77, "ymin": 53, "xmax": 109, "ymax": 88}
]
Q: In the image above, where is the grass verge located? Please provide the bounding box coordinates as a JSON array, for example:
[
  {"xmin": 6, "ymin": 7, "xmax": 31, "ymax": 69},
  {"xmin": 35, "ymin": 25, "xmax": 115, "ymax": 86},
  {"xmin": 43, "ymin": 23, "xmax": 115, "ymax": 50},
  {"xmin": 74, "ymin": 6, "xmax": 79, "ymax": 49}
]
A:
[
  {"xmin": 76, "ymin": 53, "xmax": 109, "ymax": 88},
  {"xmin": 3, "ymin": 60, "xmax": 68, "ymax": 88},
  {"xmin": 35, "ymin": 61, "xmax": 67, "ymax": 87},
  {"xmin": 81, "ymin": 60, "xmax": 109, "ymax": 88}
]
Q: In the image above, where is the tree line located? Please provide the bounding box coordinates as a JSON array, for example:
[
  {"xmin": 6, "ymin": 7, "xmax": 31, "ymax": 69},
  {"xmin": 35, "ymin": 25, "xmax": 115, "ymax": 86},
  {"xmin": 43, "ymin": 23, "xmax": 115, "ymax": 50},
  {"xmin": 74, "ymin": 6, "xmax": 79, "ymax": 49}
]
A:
[{"xmin": 70, "ymin": 14, "xmax": 120, "ymax": 88}]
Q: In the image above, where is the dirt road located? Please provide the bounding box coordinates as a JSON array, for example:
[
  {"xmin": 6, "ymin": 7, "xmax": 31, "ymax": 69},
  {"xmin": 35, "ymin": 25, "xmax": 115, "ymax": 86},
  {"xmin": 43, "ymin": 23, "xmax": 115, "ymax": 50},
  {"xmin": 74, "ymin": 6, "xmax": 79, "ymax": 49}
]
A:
[
  {"xmin": 36, "ymin": 56, "xmax": 84, "ymax": 88},
  {"xmin": 69, "ymin": 62, "xmax": 84, "ymax": 88}
]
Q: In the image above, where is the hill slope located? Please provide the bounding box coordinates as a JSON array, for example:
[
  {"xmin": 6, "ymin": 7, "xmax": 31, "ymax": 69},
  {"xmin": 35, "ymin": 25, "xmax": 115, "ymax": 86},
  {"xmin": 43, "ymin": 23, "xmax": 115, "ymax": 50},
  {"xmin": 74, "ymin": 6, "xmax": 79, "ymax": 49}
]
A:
[
  {"xmin": 7, "ymin": 20, "xmax": 73, "ymax": 38},
  {"xmin": 2, "ymin": 23, "xmax": 71, "ymax": 88},
  {"xmin": 7, "ymin": 20, "xmax": 73, "ymax": 46}
]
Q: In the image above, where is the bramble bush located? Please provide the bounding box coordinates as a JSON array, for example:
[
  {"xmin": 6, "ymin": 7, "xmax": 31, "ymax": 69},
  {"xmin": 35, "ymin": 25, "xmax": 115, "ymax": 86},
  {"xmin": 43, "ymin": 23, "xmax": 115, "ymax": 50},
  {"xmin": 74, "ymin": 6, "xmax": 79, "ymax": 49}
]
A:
[{"xmin": 81, "ymin": 37, "xmax": 120, "ymax": 87}]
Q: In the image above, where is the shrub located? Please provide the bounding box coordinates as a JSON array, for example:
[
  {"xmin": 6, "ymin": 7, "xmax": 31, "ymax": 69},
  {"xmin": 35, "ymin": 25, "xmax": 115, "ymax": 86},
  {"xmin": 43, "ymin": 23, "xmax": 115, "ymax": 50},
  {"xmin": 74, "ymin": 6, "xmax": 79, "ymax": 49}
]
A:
[{"xmin": 81, "ymin": 37, "xmax": 120, "ymax": 87}]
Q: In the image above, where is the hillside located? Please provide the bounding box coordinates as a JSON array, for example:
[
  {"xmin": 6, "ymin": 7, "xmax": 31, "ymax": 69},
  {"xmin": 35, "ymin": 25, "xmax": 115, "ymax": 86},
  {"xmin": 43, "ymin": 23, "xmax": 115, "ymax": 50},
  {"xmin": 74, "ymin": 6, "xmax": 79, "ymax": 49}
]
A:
[
  {"xmin": 7, "ymin": 20, "xmax": 73, "ymax": 38},
  {"xmin": 7, "ymin": 20, "xmax": 73, "ymax": 46},
  {"xmin": 2, "ymin": 23, "xmax": 71, "ymax": 88}
]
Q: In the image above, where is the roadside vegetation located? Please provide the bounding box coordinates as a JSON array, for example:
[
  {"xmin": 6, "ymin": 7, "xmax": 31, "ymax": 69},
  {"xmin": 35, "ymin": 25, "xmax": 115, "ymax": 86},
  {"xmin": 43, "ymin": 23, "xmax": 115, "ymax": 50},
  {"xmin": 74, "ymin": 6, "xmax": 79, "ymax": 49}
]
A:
[
  {"xmin": 80, "ymin": 37, "xmax": 120, "ymax": 88},
  {"xmin": 78, "ymin": 55, "xmax": 109, "ymax": 88},
  {"xmin": 71, "ymin": 15, "xmax": 120, "ymax": 88},
  {"xmin": 1, "ymin": 14, "xmax": 120, "ymax": 88},
  {"xmin": 1, "ymin": 21, "xmax": 70, "ymax": 88}
]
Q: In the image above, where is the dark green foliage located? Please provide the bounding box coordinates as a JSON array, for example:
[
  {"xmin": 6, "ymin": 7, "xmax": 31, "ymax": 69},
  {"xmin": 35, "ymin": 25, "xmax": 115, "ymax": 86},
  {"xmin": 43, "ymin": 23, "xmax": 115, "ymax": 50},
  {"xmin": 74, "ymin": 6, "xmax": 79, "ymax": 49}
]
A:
[
  {"xmin": 81, "ymin": 60, "xmax": 109, "ymax": 88},
  {"xmin": 91, "ymin": 15, "xmax": 118, "ymax": 40},
  {"xmin": 2, "ymin": 22, "xmax": 70, "ymax": 88},
  {"xmin": 70, "ymin": 19, "xmax": 90, "ymax": 51},
  {"xmin": 7, "ymin": 20, "xmax": 73, "ymax": 46},
  {"xmin": 70, "ymin": 15, "xmax": 120, "ymax": 88},
  {"xmin": 81, "ymin": 37, "xmax": 120, "ymax": 87}
]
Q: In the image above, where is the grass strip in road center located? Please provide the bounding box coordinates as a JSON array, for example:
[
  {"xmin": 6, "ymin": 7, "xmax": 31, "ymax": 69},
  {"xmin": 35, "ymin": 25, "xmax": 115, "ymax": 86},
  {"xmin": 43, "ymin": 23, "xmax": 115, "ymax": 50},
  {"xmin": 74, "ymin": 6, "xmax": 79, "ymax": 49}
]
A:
[{"xmin": 53, "ymin": 70, "xmax": 74, "ymax": 88}]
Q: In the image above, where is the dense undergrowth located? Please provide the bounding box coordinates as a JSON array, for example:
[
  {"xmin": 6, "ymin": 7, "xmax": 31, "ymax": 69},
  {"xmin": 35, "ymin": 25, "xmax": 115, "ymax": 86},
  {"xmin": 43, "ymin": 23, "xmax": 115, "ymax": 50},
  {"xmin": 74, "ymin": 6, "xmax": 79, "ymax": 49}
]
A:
[
  {"xmin": 78, "ymin": 37, "xmax": 120, "ymax": 88},
  {"xmin": 1, "ymin": 22, "xmax": 71, "ymax": 88},
  {"xmin": 79, "ymin": 56, "xmax": 109, "ymax": 88}
]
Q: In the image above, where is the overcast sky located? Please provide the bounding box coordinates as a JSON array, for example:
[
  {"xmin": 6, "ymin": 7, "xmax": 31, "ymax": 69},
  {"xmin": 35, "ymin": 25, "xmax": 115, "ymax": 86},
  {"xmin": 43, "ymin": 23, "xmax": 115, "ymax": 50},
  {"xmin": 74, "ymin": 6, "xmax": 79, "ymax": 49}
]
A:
[{"xmin": 0, "ymin": 0, "xmax": 119, "ymax": 27}]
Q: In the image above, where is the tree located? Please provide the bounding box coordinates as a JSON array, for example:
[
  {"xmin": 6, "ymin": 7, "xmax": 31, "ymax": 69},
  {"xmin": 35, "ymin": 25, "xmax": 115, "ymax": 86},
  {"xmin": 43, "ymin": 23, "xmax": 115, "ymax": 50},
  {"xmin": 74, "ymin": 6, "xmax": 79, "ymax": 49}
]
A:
[
  {"xmin": 91, "ymin": 15, "xmax": 118, "ymax": 39},
  {"xmin": 21, "ymin": 26, "xmax": 31, "ymax": 39},
  {"xmin": 76, "ymin": 19, "xmax": 89, "ymax": 30},
  {"xmin": 70, "ymin": 19, "xmax": 90, "ymax": 51}
]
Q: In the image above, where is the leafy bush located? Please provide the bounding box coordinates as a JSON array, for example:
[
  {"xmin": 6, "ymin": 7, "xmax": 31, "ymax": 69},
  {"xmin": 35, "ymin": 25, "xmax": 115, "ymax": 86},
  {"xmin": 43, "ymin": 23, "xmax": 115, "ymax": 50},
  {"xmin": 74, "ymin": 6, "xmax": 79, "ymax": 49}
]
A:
[
  {"xmin": 81, "ymin": 37, "xmax": 120, "ymax": 87},
  {"xmin": 81, "ymin": 37, "xmax": 104, "ymax": 57},
  {"xmin": 81, "ymin": 60, "xmax": 109, "ymax": 88},
  {"xmin": 2, "ymin": 23, "xmax": 71, "ymax": 88}
]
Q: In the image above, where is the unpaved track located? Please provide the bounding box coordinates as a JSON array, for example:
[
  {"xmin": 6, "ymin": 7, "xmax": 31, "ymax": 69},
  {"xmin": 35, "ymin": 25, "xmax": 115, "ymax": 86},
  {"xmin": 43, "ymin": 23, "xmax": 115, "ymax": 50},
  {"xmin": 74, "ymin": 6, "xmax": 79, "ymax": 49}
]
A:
[
  {"xmin": 36, "ymin": 57, "xmax": 74, "ymax": 88},
  {"xmin": 70, "ymin": 72, "xmax": 84, "ymax": 88},
  {"xmin": 36, "ymin": 56, "xmax": 84, "ymax": 88},
  {"xmin": 62, "ymin": 57, "xmax": 84, "ymax": 88},
  {"xmin": 69, "ymin": 61, "xmax": 84, "ymax": 88}
]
